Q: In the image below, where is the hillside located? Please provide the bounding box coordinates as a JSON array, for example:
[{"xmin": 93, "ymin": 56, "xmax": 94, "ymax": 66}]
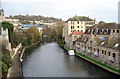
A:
[{"xmin": 7, "ymin": 15, "xmax": 63, "ymax": 23}]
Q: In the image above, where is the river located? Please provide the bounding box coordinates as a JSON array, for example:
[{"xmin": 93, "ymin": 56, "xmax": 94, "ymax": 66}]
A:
[{"xmin": 22, "ymin": 43, "xmax": 118, "ymax": 77}]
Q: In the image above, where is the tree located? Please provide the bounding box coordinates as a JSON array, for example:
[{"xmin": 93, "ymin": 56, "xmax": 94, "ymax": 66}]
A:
[
  {"xmin": 26, "ymin": 26, "xmax": 41, "ymax": 43},
  {"xmin": 1, "ymin": 44, "xmax": 13, "ymax": 77},
  {"xmin": 2, "ymin": 21, "xmax": 14, "ymax": 43}
]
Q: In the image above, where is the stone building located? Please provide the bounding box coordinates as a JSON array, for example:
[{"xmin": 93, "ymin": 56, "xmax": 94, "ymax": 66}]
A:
[
  {"xmin": 75, "ymin": 23, "xmax": 120, "ymax": 70},
  {"xmin": 64, "ymin": 16, "xmax": 97, "ymax": 49}
]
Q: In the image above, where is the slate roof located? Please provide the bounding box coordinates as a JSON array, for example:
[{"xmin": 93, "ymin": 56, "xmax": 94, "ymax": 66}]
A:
[
  {"xmin": 88, "ymin": 23, "xmax": 119, "ymax": 29},
  {"xmin": 85, "ymin": 23, "xmax": 119, "ymax": 35}
]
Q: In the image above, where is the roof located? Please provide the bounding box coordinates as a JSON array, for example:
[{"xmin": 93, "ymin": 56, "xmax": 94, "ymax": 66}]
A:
[
  {"xmin": 76, "ymin": 35, "xmax": 89, "ymax": 43},
  {"xmin": 93, "ymin": 37, "xmax": 108, "ymax": 45},
  {"xmin": 85, "ymin": 23, "xmax": 119, "ymax": 35},
  {"xmin": 67, "ymin": 16, "xmax": 95, "ymax": 21},
  {"xmin": 69, "ymin": 31, "xmax": 84, "ymax": 36},
  {"xmin": 88, "ymin": 23, "xmax": 119, "ymax": 29},
  {"xmin": 20, "ymin": 24, "xmax": 43, "ymax": 27},
  {"xmin": 76, "ymin": 34, "xmax": 120, "ymax": 50}
]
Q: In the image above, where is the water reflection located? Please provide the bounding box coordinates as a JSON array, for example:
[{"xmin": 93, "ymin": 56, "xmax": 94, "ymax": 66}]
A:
[{"xmin": 23, "ymin": 43, "xmax": 118, "ymax": 77}]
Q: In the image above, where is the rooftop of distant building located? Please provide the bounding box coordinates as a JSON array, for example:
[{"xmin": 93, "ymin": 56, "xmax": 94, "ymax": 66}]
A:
[{"xmin": 67, "ymin": 16, "xmax": 95, "ymax": 21}]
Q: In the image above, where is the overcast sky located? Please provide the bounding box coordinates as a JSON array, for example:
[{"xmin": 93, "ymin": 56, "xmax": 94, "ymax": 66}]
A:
[{"xmin": 2, "ymin": 0, "xmax": 119, "ymax": 22}]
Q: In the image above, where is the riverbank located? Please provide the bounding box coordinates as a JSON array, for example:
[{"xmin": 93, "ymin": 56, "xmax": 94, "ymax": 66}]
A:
[
  {"xmin": 7, "ymin": 48, "xmax": 23, "ymax": 78},
  {"xmin": 6, "ymin": 41, "xmax": 42, "ymax": 78},
  {"xmin": 64, "ymin": 46, "xmax": 120, "ymax": 76}
]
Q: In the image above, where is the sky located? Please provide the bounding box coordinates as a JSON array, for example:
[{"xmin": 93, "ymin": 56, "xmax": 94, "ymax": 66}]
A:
[{"xmin": 1, "ymin": 0, "xmax": 120, "ymax": 22}]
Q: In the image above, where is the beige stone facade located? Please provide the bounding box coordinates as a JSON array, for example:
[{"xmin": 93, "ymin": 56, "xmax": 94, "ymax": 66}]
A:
[
  {"xmin": 75, "ymin": 23, "xmax": 120, "ymax": 70},
  {"xmin": 68, "ymin": 23, "xmax": 120, "ymax": 71}
]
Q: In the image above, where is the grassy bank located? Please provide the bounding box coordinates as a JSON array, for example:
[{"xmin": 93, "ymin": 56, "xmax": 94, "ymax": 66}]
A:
[{"xmin": 64, "ymin": 46, "xmax": 120, "ymax": 75}]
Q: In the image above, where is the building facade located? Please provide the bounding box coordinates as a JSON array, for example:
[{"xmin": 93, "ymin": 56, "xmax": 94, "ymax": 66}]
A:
[
  {"xmin": 64, "ymin": 16, "xmax": 97, "ymax": 49},
  {"xmin": 74, "ymin": 23, "xmax": 120, "ymax": 71}
]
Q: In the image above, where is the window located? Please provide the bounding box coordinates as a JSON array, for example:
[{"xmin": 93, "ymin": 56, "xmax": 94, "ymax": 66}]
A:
[
  {"xmin": 77, "ymin": 22, "xmax": 79, "ymax": 24},
  {"xmin": 97, "ymin": 49, "xmax": 99, "ymax": 52},
  {"xmin": 105, "ymin": 51, "xmax": 106, "ymax": 55},
  {"xmin": 77, "ymin": 26, "xmax": 79, "ymax": 28},
  {"xmin": 94, "ymin": 48, "xmax": 96, "ymax": 51},
  {"xmin": 88, "ymin": 47, "xmax": 89, "ymax": 50},
  {"xmin": 117, "ymin": 30, "xmax": 119, "ymax": 33},
  {"xmin": 113, "ymin": 30, "xmax": 115, "ymax": 33},
  {"xmin": 71, "ymin": 30, "xmax": 72, "ymax": 32},
  {"xmin": 71, "ymin": 26, "xmax": 72, "ymax": 29},
  {"xmin": 88, "ymin": 29, "xmax": 91, "ymax": 33},
  {"xmin": 81, "ymin": 30, "xmax": 83, "ymax": 32},
  {"xmin": 78, "ymin": 30, "xmax": 79, "ymax": 32},
  {"xmin": 108, "ymin": 52, "xmax": 110, "ymax": 56},
  {"xmin": 90, "ymin": 41, "xmax": 92, "ymax": 44},
  {"xmin": 102, "ymin": 50, "xmax": 104, "ymax": 54},
  {"xmin": 74, "ymin": 36, "xmax": 77, "ymax": 38},
  {"xmin": 113, "ymin": 53, "xmax": 116, "ymax": 57},
  {"xmin": 81, "ymin": 26, "xmax": 83, "ymax": 28},
  {"xmin": 73, "ymin": 26, "xmax": 74, "ymax": 29}
]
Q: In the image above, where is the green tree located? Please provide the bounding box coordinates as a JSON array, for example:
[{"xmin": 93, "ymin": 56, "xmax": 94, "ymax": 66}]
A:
[
  {"xmin": 26, "ymin": 26, "xmax": 41, "ymax": 43},
  {"xmin": 1, "ymin": 45, "xmax": 13, "ymax": 77},
  {"xmin": 2, "ymin": 21, "xmax": 14, "ymax": 43}
]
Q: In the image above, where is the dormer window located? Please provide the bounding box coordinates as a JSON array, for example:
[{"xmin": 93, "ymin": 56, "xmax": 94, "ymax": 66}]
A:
[
  {"xmin": 95, "ymin": 28, "xmax": 98, "ymax": 33},
  {"xmin": 88, "ymin": 29, "xmax": 91, "ymax": 33},
  {"xmin": 104, "ymin": 29, "xmax": 108, "ymax": 32},
  {"xmin": 102, "ymin": 29, "xmax": 104, "ymax": 32},
  {"xmin": 113, "ymin": 30, "xmax": 115, "ymax": 33},
  {"xmin": 92, "ymin": 29, "xmax": 94, "ymax": 33},
  {"xmin": 114, "ymin": 43, "xmax": 119, "ymax": 47},
  {"xmin": 101, "ymin": 42, "xmax": 105, "ymax": 45}
]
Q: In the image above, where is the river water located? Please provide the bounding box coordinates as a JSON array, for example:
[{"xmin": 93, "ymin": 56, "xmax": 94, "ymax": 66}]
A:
[{"xmin": 22, "ymin": 43, "xmax": 118, "ymax": 77}]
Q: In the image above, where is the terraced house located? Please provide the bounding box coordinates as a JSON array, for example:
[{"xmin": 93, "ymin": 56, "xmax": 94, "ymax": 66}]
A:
[{"xmin": 74, "ymin": 23, "xmax": 120, "ymax": 74}]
